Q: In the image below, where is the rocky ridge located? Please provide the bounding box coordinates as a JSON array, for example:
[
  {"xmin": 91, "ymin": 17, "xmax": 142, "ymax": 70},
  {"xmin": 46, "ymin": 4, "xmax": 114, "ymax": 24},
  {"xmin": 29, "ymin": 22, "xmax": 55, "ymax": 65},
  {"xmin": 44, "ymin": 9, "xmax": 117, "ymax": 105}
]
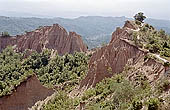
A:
[
  {"xmin": 0, "ymin": 24, "xmax": 87, "ymax": 55},
  {"xmin": 80, "ymin": 20, "xmax": 170, "ymax": 89},
  {"xmin": 0, "ymin": 75, "xmax": 54, "ymax": 110}
]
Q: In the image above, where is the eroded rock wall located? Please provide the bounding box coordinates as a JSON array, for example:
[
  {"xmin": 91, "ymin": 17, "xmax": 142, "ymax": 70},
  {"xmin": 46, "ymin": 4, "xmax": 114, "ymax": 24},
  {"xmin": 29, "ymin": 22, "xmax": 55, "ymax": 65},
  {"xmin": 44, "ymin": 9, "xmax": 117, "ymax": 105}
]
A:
[
  {"xmin": 0, "ymin": 75, "xmax": 54, "ymax": 110},
  {"xmin": 80, "ymin": 21, "xmax": 164, "ymax": 89},
  {"xmin": 0, "ymin": 24, "xmax": 87, "ymax": 55}
]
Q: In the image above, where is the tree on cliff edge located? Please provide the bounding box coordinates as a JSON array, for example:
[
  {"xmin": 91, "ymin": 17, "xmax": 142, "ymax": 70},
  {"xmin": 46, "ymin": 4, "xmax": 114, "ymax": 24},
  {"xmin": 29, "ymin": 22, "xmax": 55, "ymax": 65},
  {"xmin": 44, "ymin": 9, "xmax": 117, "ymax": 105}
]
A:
[
  {"xmin": 134, "ymin": 12, "xmax": 146, "ymax": 22},
  {"xmin": 1, "ymin": 31, "xmax": 10, "ymax": 37}
]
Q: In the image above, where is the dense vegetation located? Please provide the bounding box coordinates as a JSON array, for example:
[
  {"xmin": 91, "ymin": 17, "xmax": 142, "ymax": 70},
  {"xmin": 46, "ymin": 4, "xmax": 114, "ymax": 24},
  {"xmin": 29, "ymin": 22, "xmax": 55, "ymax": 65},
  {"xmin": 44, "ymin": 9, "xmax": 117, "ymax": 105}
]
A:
[
  {"xmin": 0, "ymin": 47, "xmax": 89, "ymax": 97},
  {"xmin": 83, "ymin": 74, "xmax": 170, "ymax": 110},
  {"xmin": 42, "ymin": 72, "xmax": 170, "ymax": 110},
  {"xmin": 0, "ymin": 47, "xmax": 34, "ymax": 97},
  {"xmin": 23, "ymin": 49, "xmax": 89, "ymax": 88},
  {"xmin": 132, "ymin": 21, "xmax": 170, "ymax": 60}
]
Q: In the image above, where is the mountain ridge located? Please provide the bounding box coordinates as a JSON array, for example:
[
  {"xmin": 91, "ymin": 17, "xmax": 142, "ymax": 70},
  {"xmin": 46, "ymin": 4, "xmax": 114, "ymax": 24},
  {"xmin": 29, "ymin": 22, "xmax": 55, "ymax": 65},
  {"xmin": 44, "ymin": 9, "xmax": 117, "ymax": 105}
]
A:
[
  {"xmin": 1, "ymin": 16, "xmax": 170, "ymax": 49},
  {"xmin": 0, "ymin": 18, "xmax": 170, "ymax": 109},
  {"xmin": 0, "ymin": 23, "xmax": 87, "ymax": 55}
]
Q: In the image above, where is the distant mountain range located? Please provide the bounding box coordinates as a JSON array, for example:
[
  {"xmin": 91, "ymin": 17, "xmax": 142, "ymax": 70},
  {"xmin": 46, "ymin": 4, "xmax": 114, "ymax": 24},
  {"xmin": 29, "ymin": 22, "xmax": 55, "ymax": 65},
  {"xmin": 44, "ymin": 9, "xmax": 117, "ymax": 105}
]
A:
[{"xmin": 0, "ymin": 16, "xmax": 170, "ymax": 48}]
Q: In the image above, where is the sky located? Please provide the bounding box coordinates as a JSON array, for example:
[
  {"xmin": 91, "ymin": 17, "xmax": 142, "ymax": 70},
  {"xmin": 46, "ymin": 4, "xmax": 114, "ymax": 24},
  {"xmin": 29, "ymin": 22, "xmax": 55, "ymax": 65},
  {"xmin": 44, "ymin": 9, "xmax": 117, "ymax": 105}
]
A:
[{"xmin": 0, "ymin": 0, "xmax": 170, "ymax": 20}]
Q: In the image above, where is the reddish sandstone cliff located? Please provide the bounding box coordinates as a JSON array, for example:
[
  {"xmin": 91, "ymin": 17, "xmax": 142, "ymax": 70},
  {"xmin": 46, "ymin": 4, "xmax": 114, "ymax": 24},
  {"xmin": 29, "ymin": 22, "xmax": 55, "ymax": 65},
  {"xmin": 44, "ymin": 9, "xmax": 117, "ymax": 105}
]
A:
[
  {"xmin": 80, "ymin": 21, "xmax": 168, "ymax": 89},
  {"xmin": 0, "ymin": 75, "xmax": 54, "ymax": 110},
  {"xmin": 0, "ymin": 36, "xmax": 17, "ymax": 51},
  {"xmin": 0, "ymin": 24, "xmax": 87, "ymax": 55}
]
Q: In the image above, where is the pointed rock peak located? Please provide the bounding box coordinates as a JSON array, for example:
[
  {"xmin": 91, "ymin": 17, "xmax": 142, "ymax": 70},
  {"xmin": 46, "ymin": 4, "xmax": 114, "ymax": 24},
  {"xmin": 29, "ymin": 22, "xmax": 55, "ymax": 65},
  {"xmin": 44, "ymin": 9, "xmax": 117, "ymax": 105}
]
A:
[
  {"xmin": 53, "ymin": 24, "xmax": 59, "ymax": 27},
  {"xmin": 69, "ymin": 31, "xmax": 81, "ymax": 38},
  {"xmin": 80, "ymin": 20, "xmax": 146, "ymax": 89},
  {"xmin": 53, "ymin": 24, "xmax": 61, "ymax": 28},
  {"xmin": 51, "ymin": 24, "xmax": 65, "ymax": 30},
  {"xmin": 69, "ymin": 31, "xmax": 77, "ymax": 35},
  {"xmin": 0, "ymin": 24, "xmax": 87, "ymax": 55},
  {"xmin": 36, "ymin": 24, "xmax": 65, "ymax": 32},
  {"xmin": 123, "ymin": 20, "xmax": 138, "ymax": 30}
]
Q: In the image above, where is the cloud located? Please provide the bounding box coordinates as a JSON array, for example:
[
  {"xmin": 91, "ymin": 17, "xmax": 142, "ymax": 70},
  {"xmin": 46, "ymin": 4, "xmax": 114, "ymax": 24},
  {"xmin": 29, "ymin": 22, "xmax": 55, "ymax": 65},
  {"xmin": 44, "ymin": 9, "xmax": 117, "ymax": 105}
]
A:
[{"xmin": 0, "ymin": 0, "xmax": 169, "ymax": 19}]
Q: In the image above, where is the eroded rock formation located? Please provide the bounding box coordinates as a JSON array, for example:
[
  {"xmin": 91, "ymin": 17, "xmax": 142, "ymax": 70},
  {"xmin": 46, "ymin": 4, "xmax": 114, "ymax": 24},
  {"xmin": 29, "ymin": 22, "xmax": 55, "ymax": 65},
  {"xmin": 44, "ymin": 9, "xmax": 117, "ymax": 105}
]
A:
[
  {"xmin": 0, "ymin": 24, "xmax": 87, "ymax": 55},
  {"xmin": 0, "ymin": 75, "xmax": 54, "ymax": 110},
  {"xmin": 80, "ymin": 21, "xmax": 168, "ymax": 89}
]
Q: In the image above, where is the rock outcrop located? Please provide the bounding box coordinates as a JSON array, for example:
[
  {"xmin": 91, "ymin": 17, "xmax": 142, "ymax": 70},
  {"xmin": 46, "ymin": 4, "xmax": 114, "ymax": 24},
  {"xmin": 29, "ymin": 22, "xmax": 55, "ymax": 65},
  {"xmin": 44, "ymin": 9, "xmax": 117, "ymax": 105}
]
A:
[
  {"xmin": 0, "ymin": 24, "xmax": 87, "ymax": 55},
  {"xmin": 0, "ymin": 75, "xmax": 54, "ymax": 110},
  {"xmin": 80, "ymin": 21, "xmax": 168, "ymax": 89},
  {"xmin": 127, "ymin": 58, "xmax": 168, "ymax": 83}
]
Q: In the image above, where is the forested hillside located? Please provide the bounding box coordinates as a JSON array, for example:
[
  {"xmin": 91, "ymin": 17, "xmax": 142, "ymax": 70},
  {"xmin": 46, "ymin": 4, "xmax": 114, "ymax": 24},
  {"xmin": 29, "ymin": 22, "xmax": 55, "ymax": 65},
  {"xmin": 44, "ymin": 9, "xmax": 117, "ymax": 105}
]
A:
[{"xmin": 0, "ymin": 47, "xmax": 89, "ymax": 97}]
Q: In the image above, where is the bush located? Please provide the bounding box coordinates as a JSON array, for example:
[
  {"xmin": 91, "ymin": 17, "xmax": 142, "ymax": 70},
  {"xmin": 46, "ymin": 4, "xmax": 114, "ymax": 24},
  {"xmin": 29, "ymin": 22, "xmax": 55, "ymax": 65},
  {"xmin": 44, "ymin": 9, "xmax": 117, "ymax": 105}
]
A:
[
  {"xmin": 132, "ymin": 99, "xmax": 143, "ymax": 110},
  {"xmin": 159, "ymin": 29, "xmax": 166, "ymax": 37},
  {"xmin": 141, "ymin": 27, "xmax": 148, "ymax": 32},
  {"xmin": 114, "ymin": 74, "xmax": 124, "ymax": 83},
  {"xmin": 1, "ymin": 31, "xmax": 10, "ymax": 37},
  {"xmin": 158, "ymin": 79, "xmax": 170, "ymax": 92},
  {"xmin": 43, "ymin": 91, "xmax": 74, "ymax": 110},
  {"xmin": 82, "ymin": 88, "xmax": 96, "ymax": 101},
  {"xmin": 134, "ymin": 12, "xmax": 146, "ymax": 22},
  {"xmin": 164, "ymin": 62, "xmax": 170, "ymax": 67},
  {"xmin": 135, "ymin": 20, "xmax": 142, "ymax": 25},
  {"xmin": 148, "ymin": 98, "xmax": 159, "ymax": 110},
  {"xmin": 162, "ymin": 48, "xmax": 170, "ymax": 57}
]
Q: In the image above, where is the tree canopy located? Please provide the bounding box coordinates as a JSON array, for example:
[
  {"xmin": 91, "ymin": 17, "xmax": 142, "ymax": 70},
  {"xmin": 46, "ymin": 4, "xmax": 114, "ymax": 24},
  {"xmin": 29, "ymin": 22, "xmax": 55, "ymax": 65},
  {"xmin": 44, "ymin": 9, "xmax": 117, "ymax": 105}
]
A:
[
  {"xmin": 0, "ymin": 47, "xmax": 89, "ymax": 97},
  {"xmin": 134, "ymin": 12, "xmax": 146, "ymax": 22}
]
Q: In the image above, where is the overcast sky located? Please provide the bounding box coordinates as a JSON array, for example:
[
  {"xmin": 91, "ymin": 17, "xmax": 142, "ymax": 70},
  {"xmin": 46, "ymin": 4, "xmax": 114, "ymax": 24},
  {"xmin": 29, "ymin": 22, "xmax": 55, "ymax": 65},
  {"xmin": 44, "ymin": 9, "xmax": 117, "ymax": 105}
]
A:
[{"xmin": 0, "ymin": 0, "xmax": 169, "ymax": 20}]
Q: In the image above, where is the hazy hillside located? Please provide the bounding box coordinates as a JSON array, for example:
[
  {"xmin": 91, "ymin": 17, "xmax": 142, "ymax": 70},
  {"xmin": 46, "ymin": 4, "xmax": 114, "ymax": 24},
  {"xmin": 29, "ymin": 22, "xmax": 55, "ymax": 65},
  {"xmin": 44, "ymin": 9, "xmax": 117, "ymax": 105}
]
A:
[
  {"xmin": 146, "ymin": 18, "xmax": 170, "ymax": 34},
  {"xmin": 0, "ymin": 16, "xmax": 170, "ymax": 48}
]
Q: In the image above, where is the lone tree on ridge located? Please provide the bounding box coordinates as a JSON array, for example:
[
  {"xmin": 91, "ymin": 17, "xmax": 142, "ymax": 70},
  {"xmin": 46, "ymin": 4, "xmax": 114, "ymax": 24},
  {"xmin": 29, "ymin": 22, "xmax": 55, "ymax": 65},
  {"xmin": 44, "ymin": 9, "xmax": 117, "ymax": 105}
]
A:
[{"xmin": 134, "ymin": 12, "xmax": 146, "ymax": 22}]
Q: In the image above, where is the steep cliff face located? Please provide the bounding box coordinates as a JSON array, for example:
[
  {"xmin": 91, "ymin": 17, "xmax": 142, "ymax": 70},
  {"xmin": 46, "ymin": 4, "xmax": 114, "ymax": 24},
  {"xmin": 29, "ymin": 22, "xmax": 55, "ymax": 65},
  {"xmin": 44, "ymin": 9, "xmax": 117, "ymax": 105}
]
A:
[
  {"xmin": 0, "ymin": 36, "xmax": 17, "ymax": 51},
  {"xmin": 127, "ymin": 58, "xmax": 168, "ymax": 83},
  {"xmin": 0, "ymin": 75, "xmax": 54, "ymax": 110},
  {"xmin": 80, "ymin": 21, "xmax": 168, "ymax": 89},
  {"xmin": 0, "ymin": 24, "xmax": 87, "ymax": 55}
]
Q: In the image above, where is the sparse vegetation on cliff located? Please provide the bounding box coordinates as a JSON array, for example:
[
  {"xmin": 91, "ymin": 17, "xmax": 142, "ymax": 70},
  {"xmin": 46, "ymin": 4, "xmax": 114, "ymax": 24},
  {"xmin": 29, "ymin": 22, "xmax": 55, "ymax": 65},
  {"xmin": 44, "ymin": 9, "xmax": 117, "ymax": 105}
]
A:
[
  {"xmin": 132, "ymin": 21, "xmax": 170, "ymax": 59},
  {"xmin": 1, "ymin": 31, "xmax": 10, "ymax": 37},
  {"xmin": 42, "ymin": 72, "xmax": 170, "ymax": 110}
]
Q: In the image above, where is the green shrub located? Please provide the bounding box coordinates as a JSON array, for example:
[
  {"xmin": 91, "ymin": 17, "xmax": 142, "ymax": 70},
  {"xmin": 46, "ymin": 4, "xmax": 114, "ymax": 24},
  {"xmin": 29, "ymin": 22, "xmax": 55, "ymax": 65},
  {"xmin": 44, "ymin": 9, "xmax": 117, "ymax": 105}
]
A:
[
  {"xmin": 159, "ymin": 29, "xmax": 166, "ymax": 37},
  {"xmin": 134, "ymin": 12, "xmax": 146, "ymax": 22},
  {"xmin": 158, "ymin": 79, "xmax": 170, "ymax": 93},
  {"xmin": 162, "ymin": 48, "xmax": 170, "ymax": 57},
  {"xmin": 135, "ymin": 20, "xmax": 142, "ymax": 25},
  {"xmin": 132, "ymin": 99, "xmax": 143, "ymax": 110},
  {"xmin": 148, "ymin": 98, "xmax": 159, "ymax": 110},
  {"xmin": 1, "ymin": 31, "xmax": 10, "ymax": 37},
  {"xmin": 141, "ymin": 27, "xmax": 148, "ymax": 32},
  {"xmin": 82, "ymin": 88, "xmax": 96, "ymax": 101},
  {"xmin": 43, "ymin": 91, "xmax": 74, "ymax": 110},
  {"xmin": 114, "ymin": 74, "xmax": 124, "ymax": 83},
  {"xmin": 145, "ymin": 24, "xmax": 150, "ymax": 28},
  {"xmin": 164, "ymin": 62, "xmax": 170, "ymax": 67}
]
